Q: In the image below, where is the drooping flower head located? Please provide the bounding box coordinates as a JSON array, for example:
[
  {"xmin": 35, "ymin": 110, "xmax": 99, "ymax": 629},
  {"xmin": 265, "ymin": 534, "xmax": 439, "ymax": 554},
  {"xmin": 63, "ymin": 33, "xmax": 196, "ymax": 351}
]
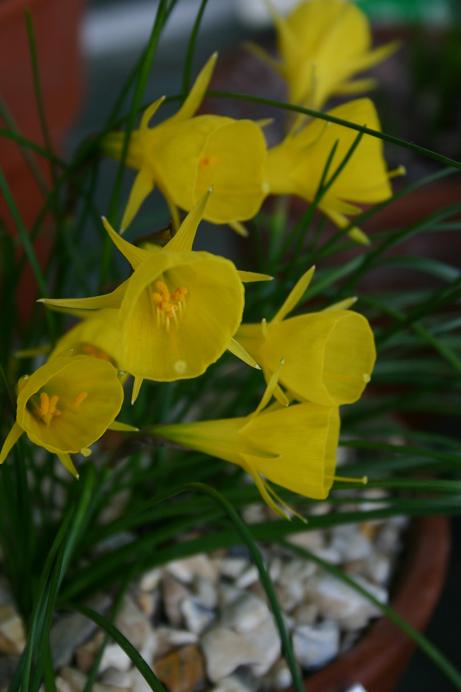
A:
[
  {"xmin": 153, "ymin": 371, "xmax": 342, "ymax": 518},
  {"xmin": 256, "ymin": 0, "xmax": 397, "ymax": 109},
  {"xmin": 40, "ymin": 195, "xmax": 269, "ymax": 398},
  {"xmin": 236, "ymin": 267, "xmax": 376, "ymax": 407},
  {"xmin": 0, "ymin": 355, "xmax": 126, "ymax": 477},
  {"xmin": 265, "ymin": 98, "xmax": 402, "ymax": 243},
  {"xmin": 50, "ymin": 308, "xmax": 121, "ymax": 367},
  {"xmin": 103, "ymin": 53, "xmax": 267, "ymax": 232}
]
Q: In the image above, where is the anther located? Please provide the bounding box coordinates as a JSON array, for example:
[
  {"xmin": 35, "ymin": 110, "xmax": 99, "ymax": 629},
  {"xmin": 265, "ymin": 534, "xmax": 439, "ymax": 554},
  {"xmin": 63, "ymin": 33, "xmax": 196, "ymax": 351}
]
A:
[{"xmin": 73, "ymin": 392, "xmax": 88, "ymax": 409}]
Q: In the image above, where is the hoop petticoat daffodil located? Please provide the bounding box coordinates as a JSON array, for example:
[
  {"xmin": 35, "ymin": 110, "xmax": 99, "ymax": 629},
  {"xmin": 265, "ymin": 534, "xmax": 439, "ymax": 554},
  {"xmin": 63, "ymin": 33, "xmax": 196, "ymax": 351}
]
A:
[
  {"xmin": 153, "ymin": 371, "xmax": 346, "ymax": 518},
  {"xmin": 265, "ymin": 98, "xmax": 402, "ymax": 244},
  {"xmin": 39, "ymin": 195, "xmax": 269, "ymax": 398},
  {"xmin": 253, "ymin": 0, "xmax": 397, "ymax": 110},
  {"xmin": 50, "ymin": 308, "xmax": 121, "ymax": 366},
  {"xmin": 103, "ymin": 53, "xmax": 267, "ymax": 232},
  {"xmin": 236, "ymin": 266, "xmax": 376, "ymax": 407},
  {"xmin": 0, "ymin": 355, "xmax": 131, "ymax": 477}
]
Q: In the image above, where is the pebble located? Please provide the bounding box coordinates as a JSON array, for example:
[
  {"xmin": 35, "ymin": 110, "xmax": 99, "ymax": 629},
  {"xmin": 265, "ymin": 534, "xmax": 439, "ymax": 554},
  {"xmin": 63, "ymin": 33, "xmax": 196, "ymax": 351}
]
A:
[
  {"xmin": 162, "ymin": 574, "xmax": 189, "ymax": 627},
  {"xmin": 75, "ymin": 632, "xmax": 105, "ymax": 673},
  {"xmin": 166, "ymin": 555, "xmax": 217, "ymax": 584},
  {"xmin": 180, "ymin": 597, "xmax": 214, "ymax": 634},
  {"xmin": 58, "ymin": 666, "xmax": 129, "ymax": 691},
  {"xmin": 218, "ymin": 584, "xmax": 245, "ymax": 609},
  {"xmin": 201, "ymin": 626, "xmax": 257, "ymax": 682},
  {"xmin": 219, "ymin": 558, "xmax": 249, "ymax": 580},
  {"xmin": 210, "ymin": 674, "xmax": 254, "ymax": 691},
  {"xmin": 246, "ymin": 616, "xmax": 281, "ymax": 676},
  {"xmin": 330, "ymin": 526, "xmax": 372, "ymax": 562},
  {"xmin": 100, "ymin": 667, "xmax": 133, "ymax": 687},
  {"xmin": 135, "ymin": 589, "xmax": 159, "ymax": 617},
  {"xmin": 99, "ymin": 643, "xmax": 132, "ymax": 673},
  {"xmin": 193, "ymin": 575, "xmax": 218, "ymax": 609},
  {"xmin": 139, "ymin": 567, "xmax": 162, "ymax": 592},
  {"xmin": 262, "ymin": 659, "xmax": 292, "ymax": 690},
  {"xmin": 115, "ymin": 595, "xmax": 153, "ymax": 649},
  {"xmin": 293, "ymin": 620, "xmax": 340, "ymax": 669},
  {"xmin": 292, "ymin": 602, "xmax": 319, "ymax": 626},
  {"xmin": 0, "ymin": 605, "xmax": 25, "ymax": 655},
  {"xmin": 51, "ymin": 611, "xmax": 98, "ymax": 668},
  {"xmin": 364, "ymin": 552, "xmax": 392, "ymax": 585},
  {"xmin": 154, "ymin": 627, "xmax": 198, "ymax": 658},
  {"xmin": 221, "ymin": 592, "xmax": 270, "ymax": 633},
  {"xmin": 236, "ymin": 565, "xmax": 259, "ymax": 589},
  {"xmin": 304, "ymin": 574, "xmax": 385, "ymax": 628},
  {"xmin": 154, "ymin": 643, "xmax": 205, "ymax": 692}
]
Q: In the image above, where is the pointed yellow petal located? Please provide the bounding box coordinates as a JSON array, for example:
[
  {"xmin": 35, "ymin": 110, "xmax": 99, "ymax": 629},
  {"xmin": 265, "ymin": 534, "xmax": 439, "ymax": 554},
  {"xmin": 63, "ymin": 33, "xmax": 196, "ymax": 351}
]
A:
[
  {"xmin": 229, "ymin": 221, "xmax": 249, "ymax": 238},
  {"xmin": 0, "ymin": 423, "xmax": 23, "ymax": 464},
  {"xmin": 108, "ymin": 421, "xmax": 140, "ymax": 432},
  {"xmin": 57, "ymin": 453, "xmax": 79, "ymax": 478},
  {"xmin": 272, "ymin": 266, "xmax": 315, "ymax": 322},
  {"xmin": 120, "ymin": 168, "xmax": 156, "ymax": 233},
  {"xmin": 102, "ymin": 216, "xmax": 148, "ymax": 266},
  {"xmin": 227, "ymin": 338, "xmax": 260, "ymax": 370},
  {"xmin": 238, "ymin": 270, "xmax": 273, "ymax": 283},
  {"xmin": 131, "ymin": 376, "xmax": 143, "ymax": 404},
  {"xmin": 169, "ymin": 53, "xmax": 218, "ymax": 124},
  {"xmin": 140, "ymin": 96, "xmax": 166, "ymax": 130},
  {"xmin": 323, "ymin": 297, "xmax": 358, "ymax": 312},
  {"xmin": 335, "ymin": 77, "xmax": 377, "ymax": 96},
  {"xmin": 251, "ymin": 366, "xmax": 284, "ymax": 417},
  {"xmin": 244, "ymin": 41, "xmax": 283, "ymax": 74},
  {"xmin": 39, "ymin": 281, "xmax": 128, "ymax": 313},
  {"xmin": 165, "ymin": 190, "xmax": 210, "ymax": 253}
]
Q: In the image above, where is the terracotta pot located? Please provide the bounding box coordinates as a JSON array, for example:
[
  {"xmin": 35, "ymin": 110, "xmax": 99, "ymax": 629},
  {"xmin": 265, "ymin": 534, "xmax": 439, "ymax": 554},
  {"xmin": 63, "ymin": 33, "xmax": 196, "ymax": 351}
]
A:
[
  {"xmin": 0, "ymin": 0, "xmax": 85, "ymax": 320},
  {"xmin": 292, "ymin": 516, "xmax": 450, "ymax": 692}
]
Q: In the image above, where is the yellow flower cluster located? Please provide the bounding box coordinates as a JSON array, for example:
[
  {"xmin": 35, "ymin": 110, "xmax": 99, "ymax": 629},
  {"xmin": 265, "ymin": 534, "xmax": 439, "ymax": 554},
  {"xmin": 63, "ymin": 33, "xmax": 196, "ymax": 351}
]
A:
[{"xmin": 1, "ymin": 0, "xmax": 392, "ymax": 515}]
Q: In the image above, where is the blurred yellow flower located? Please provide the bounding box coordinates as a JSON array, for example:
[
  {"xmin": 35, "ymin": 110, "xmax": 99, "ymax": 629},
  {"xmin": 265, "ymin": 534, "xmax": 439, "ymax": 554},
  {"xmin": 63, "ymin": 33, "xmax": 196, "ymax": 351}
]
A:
[
  {"xmin": 153, "ymin": 372, "xmax": 341, "ymax": 517},
  {"xmin": 265, "ymin": 98, "xmax": 398, "ymax": 243},
  {"xmin": 50, "ymin": 308, "xmax": 121, "ymax": 367},
  {"xmin": 0, "ymin": 355, "xmax": 126, "ymax": 477},
  {"xmin": 103, "ymin": 53, "xmax": 267, "ymax": 231},
  {"xmin": 236, "ymin": 266, "xmax": 376, "ymax": 407},
  {"xmin": 40, "ymin": 196, "xmax": 269, "ymax": 395},
  {"xmin": 259, "ymin": 0, "xmax": 397, "ymax": 109}
]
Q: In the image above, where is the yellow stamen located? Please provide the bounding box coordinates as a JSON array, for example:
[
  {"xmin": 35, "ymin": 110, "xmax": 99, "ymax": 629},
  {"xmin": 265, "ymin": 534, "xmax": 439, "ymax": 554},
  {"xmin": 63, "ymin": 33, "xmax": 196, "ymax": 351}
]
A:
[
  {"xmin": 327, "ymin": 474, "xmax": 368, "ymax": 485},
  {"xmin": 151, "ymin": 279, "xmax": 188, "ymax": 331},
  {"xmin": 73, "ymin": 391, "xmax": 88, "ymax": 409},
  {"xmin": 37, "ymin": 391, "xmax": 61, "ymax": 426}
]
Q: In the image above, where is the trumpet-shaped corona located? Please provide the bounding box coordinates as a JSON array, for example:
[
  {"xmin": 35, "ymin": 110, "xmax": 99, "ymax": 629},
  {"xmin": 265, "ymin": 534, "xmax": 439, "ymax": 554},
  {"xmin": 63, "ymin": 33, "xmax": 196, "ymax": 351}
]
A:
[
  {"xmin": 103, "ymin": 54, "xmax": 267, "ymax": 230},
  {"xmin": 0, "ymin": 355, "xmax": 127, "ymax": 477},
  {"xmin": 152, "ymin": 373, "xmax": 342, "ymax": 518},
  {"xmin": 236, "ymin": 267, "xmax": 376, "ymax": 406}
]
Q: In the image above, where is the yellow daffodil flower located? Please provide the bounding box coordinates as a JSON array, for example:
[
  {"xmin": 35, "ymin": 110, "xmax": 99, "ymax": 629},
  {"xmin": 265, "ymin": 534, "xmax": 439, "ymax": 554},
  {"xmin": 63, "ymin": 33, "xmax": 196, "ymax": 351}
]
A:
[
  {"xmin": 103, "ymin": 53, "xmax": 267, "ymax": 231},
  {"xmin": 265, "ymin": 98, "xmax": 400, "ymax": 243},
  {"xmin": 50, "ymin": 308, "xmax": 121, "ymax": 366},
  {"xmin": 153, "ymin": 371, "xmax": 342, "ymax": 518},
  {"xmin": 39, "ymin": 195, "xmax": 269, "ymax": 398},
  {"xmin": 256, "ymin": 0, "xmax": 397, "ymax": 109},
  {"xmin": 0, "ymin": 355, "xmax": 127, "ymax": 477},
  {"xmin": 236, "ymin": 266, "xmax": 376, "ymax": 407}
]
